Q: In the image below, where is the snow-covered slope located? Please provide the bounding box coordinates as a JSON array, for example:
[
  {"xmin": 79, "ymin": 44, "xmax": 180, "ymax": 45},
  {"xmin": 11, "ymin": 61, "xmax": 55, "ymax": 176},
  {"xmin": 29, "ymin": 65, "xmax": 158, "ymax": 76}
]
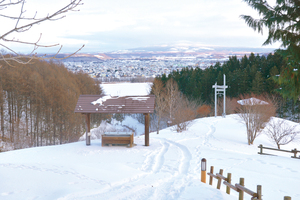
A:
[
  {"xmin": 1, "ymin": 83, "xmax": 300, "ymax": 200},
  {"xmin": 1, "ymin": 115, "xmax": 300, "ymax": 200}
]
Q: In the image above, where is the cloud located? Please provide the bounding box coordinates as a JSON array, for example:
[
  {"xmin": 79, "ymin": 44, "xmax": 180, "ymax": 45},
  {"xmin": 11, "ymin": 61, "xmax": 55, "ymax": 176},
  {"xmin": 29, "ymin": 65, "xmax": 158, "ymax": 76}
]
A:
[{"xmin": 1, "ymin": 0, "xmax": 281, "ymax": 53}]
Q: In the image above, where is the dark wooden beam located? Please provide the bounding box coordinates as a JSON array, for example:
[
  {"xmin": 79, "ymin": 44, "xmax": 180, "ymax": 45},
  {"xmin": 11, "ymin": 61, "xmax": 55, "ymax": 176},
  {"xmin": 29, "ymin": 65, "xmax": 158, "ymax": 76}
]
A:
[
  {"xmin": 85, "ymin": 113, "xmax": 91, "ymax": 145},
  {"xmin": 144, "ymin": 113, "xmax": 150, "ymax": 146}
]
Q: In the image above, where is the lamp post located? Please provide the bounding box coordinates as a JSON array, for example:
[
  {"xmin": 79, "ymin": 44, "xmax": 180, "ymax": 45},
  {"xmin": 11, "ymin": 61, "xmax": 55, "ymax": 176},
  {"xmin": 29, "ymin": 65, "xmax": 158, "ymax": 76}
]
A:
[{"xmin": 201, "ymin": 158, "xmax": 207, "ymax": 183}]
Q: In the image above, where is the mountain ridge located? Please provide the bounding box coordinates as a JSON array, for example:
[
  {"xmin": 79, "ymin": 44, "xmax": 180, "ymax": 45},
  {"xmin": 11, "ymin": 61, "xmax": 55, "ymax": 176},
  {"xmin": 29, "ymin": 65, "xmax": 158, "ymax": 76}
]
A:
[{"xmin": 42, "ymin": 44, "xmax": 276, "ymax": 62}]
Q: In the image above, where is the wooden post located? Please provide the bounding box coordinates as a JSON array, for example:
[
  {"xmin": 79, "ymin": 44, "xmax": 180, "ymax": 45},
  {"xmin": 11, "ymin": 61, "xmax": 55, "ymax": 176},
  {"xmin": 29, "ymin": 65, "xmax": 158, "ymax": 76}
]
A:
[
  {"xmin": 292, "ymin": 148, "xmax": 297, "ymax": 158},
  {"xmin": 284, "ymin": 197, "xmax": 291, "ymax": 200},
  {"xmin": 144, "ymin": 113, "xmax": 150, "ymax": 146},
  {"xmin": 257, "ymin": 185, "xmax": 262, "ymax": 200},
  {"xmin": 209, "ymin": 166, "xmax": 214, "ymax": 185},
  {"xmin": 259, "ymin": 144, "xmax": 263, "ymax": 154},
  {"xmin": 85, "ymin": 113, "xmax": 91, "ymax": 146},
  {"xmin": 239, "ymin": 178, "xmax": 244, "ymax": 200},
  {"xmin": 217, "ymin": 169, "xmax": 223, "ymax": 190},
  {"xmin": 226, "ymin": 173, "xmax": 231, "ymax": 194}
]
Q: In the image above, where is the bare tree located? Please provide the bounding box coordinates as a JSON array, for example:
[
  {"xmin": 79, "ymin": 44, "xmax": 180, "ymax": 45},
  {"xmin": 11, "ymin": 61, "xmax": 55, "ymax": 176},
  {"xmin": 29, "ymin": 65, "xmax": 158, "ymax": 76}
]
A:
[
  {"xmin": 217, "ymin": 97, "xmax": 240, "ymax": 116},
  {"xmin": 197, "ymin": 104, "xmax": 211, "ymax": 118},
  {"xmin": 165, "ymin": 78, "xmax": 180, "ymax": 126},
  {"xmin": 264, "ymin": 118, "xmax": 300, "ymax": 149},
  {"xmin": 0, "ymin": 0, "xmax": 84, "ymax": 66},
  {"xmin": 172, "ymin": 95, "xmax": 198, "ymax": 132},
  {"xmin": 151, "ymin": 79, "xmax": 167, "ymax": 134},
  {"xmin": 236, "ymin": 94, "xmax": 276, "ymax": 145}
]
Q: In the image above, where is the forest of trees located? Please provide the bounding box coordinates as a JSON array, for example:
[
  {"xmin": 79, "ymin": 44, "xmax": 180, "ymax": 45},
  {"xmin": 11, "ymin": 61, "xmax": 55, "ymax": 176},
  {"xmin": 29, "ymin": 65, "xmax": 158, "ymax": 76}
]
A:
[
  {"xmin": 158, "ymin": 52, "xmax": 285, "ymax": 103},
  {"xmin": 154, "ymin": 52, "xmax": 300, "ymax": 121},
  {"xmin": 0, "ymin": 58, "xmax": 103, "ymax": 150}
]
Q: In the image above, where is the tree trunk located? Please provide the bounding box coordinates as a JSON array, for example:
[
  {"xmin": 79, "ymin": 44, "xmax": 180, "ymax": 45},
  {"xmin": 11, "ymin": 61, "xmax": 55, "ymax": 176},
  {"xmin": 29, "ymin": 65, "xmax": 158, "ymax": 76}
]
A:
[
  {"xmin": 0, "ymin": 104, "xmax": 4, "ymax": 140},
  {"xmin": 277, "ymin": 143, "xmax": 281, "ymax": 149}
]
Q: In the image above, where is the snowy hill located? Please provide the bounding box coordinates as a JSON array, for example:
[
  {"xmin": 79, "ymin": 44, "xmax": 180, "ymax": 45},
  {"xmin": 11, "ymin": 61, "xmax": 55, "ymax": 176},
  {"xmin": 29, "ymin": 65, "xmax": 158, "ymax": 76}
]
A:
[{"xmin": 0, "ymin": 83, "xmax": 300, "ymax": 200}]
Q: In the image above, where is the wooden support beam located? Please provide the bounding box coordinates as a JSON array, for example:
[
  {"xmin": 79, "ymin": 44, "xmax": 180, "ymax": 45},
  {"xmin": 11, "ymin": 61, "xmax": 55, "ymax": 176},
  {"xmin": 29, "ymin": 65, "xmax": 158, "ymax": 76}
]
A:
[
  {"xmin": 257, "ymin": 185, "xmax": 262, "ymax": 200},
  {"xmin": 216, "ymin": 172, "xmax": 227, "ymax": 181},
  {"xmin": 209, "ymin": 166, "xmax": 214, "ymax": 185},
  {"xmin": 144, "ymin": 113, "xmax": 150, "ymax": 146},
  {"xmin": 238, "ymin": 178, "xmax": 244, "ymax": 200},
  {"xmin": 207, "ymin": 172, "xmax": 218, "ymax": 179},
  {"xmin": 226, "ymin": 173, "xmax": 232, "ymax": 194},
  {"xmin": 217, "ymin": 169, "xmax": 223, "ymax": 190},
  {"xmin": 223, "ymin": 180, "xmax": 238, "ymax": 193},
  {"xmin": 85, "ymin": 113, "xmax": 91, "ymax": 146},
  {"xmin": 236, "ymin": 183, "xmax": 257, "ymax": 197}
]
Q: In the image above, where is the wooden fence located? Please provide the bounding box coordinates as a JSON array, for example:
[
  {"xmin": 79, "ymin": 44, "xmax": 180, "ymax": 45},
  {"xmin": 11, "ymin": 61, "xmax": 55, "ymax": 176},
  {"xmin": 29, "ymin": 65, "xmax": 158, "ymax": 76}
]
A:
[
  {"xmin": 206, "ymin": 165, "xmax": 292, "ymax": 200},
  {"xmin": 258, "ymin": 144, "xmax": 300, "ymax": 159}
]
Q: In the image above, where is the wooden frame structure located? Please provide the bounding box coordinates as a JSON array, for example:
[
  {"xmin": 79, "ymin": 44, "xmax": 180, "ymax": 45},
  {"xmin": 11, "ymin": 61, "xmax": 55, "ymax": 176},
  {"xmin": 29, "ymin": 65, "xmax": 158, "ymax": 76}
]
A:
[
  {"xmin": 74, "ymin": 95, "xmax": 155, "ymax": 146},
  {"xmin": 207, "ymin": 166, "xmax": 262, "ymax": 200},
  {"xmin": 258, "ymin": 144, "xmax": 300, "ymax": 159}
]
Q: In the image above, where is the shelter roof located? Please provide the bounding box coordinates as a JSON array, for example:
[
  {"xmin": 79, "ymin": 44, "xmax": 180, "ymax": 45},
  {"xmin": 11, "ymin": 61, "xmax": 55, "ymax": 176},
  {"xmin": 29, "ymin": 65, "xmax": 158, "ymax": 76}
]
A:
[
  {"xmin": 74, "ymin": 95, "xmax": 155, "ymax": 114},
  {"xmin": 237, "ymin": 97, "xmax": 269, "ymax": 106}
]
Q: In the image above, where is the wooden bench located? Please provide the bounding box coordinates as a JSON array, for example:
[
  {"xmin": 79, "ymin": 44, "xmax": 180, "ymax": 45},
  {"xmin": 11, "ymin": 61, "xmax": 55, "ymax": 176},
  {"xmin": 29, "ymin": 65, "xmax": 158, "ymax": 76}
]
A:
[{"xmin": 102, "ymin": 132, "xmax": 134, "ymax": 147}]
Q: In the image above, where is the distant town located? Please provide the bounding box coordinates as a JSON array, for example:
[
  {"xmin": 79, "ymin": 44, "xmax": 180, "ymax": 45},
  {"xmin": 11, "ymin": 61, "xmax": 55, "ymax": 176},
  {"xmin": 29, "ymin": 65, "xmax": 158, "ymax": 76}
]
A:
[{"xmin": 60, "ymin": 45, "xmax": 275, "ymax": 81}]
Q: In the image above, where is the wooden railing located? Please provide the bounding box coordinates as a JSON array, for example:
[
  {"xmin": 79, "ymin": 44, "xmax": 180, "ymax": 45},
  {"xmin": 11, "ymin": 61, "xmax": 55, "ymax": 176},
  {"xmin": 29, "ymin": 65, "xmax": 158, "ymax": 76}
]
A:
[
  {"xmin": 206, "ymin": 165, "xmax": 292, "ymax": 200},
  {"xmin": 258, "ymin": 144, "xmax": 300, "ymax": 159}
]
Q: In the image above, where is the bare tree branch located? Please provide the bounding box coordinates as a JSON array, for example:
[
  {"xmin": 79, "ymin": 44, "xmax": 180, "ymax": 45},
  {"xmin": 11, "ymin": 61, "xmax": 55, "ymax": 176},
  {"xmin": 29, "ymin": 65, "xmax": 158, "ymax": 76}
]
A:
[
  {"xmin": 172, "ymin": 95, "xmax": 198, "ymax": 133},
  {"xmin": 151, "ymin": 79, "xmax": 167, "ymax": 134},
  {"xmin": 0, "ymin": 0, "xmax": 23, "ymax": 9},
  {"xmin": 264, "ymin": 118, "xmax": 300, "ymax": 149},
  {"xmin": 236, "ymin": 94, "xmax": 276, "ymax": 145},
  {"xmin": 0, "ymin": 0, "xmax": 84, "ymax": 65}
]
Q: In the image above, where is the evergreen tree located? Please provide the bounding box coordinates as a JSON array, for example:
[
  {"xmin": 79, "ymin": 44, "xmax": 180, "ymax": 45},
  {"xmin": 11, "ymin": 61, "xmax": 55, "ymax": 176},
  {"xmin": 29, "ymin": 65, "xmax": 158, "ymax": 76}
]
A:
[
  {"xmin": 241, "ymin": 0, "xmax": 300, "ymax": 100},
  {"xmin": 156, "ymin": 53, "xmax": 286, "ymax": 105},
  {"xmin": 252, "ymin": 71, "xmax": 264, "ymax": 94}
]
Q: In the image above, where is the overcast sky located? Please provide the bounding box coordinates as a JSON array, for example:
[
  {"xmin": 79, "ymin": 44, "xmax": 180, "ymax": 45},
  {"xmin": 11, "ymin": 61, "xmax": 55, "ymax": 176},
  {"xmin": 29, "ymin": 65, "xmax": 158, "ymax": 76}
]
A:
[{"xmin": 1, "ymin": 0, "xmax": 280, "ymax": 53}]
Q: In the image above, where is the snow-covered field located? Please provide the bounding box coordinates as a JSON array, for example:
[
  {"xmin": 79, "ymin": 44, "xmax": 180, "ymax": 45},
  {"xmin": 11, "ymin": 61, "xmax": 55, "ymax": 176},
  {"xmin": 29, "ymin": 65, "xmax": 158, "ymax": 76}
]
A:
[
  {"xmin": 101, "ymin": 82, "xmax": 152, "ymax": 96},
  {"xmin": 0, "ymin": 83, "xmax": 300, "ymax": 200}
]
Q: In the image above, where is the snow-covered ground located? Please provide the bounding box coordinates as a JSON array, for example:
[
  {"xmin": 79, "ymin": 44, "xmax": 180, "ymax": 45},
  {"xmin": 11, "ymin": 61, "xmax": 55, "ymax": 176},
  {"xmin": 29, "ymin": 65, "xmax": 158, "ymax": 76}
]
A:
[
  {"xmin": 0, "ymin": 83, "xmax": 300, "ymax": 200},
  {"xmin": 101, "ymin": 82, "xmax": 152, "ymax": 96}
]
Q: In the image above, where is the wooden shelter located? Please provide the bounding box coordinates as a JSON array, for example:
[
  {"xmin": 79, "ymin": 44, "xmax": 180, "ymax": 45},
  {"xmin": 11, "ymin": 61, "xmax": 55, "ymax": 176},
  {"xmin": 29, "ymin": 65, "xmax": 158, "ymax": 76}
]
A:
[
  {"xmin": 74, "ymin": 95, "xmax": 155, "ymax": 146},
  {"xmin": 237, "ymin": 97, "xmax": 269, "ymax": 106}
]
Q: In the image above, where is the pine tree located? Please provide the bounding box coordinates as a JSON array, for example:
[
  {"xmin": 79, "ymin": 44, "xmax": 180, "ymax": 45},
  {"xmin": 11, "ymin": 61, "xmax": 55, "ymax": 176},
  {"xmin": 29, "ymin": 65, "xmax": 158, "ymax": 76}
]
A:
[
  {"xmin": 252, "ymin": 71, "xmax": 264, "ymax": 94},
  {"xmin": 241, "ymin": 0, "xmax": 300, "ymax": 100}
]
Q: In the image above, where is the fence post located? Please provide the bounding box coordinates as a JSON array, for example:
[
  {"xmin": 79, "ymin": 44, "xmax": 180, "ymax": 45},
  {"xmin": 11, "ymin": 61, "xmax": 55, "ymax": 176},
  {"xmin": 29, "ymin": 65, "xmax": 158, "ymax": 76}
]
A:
[
  {"xmin": 292, "ymin": 148, "xmax": 297, "ymax": 158},
  {"xmin": 257, "ymin": 185, "xmax": 262, "ymax": 200},
  {"xmin": 217, "ymin": 169, "xmax": 223, "ymax": 190},
  {"xmin": 258, "ymin": 144, "xmax": 263, "ymax": 154},
  {"xmin": 239, "ymin": 178, "xmax": 244, "ymax": 200},
  {"xmin": 209, "ymin": 166, "xmax": 214, "ymax": 185},
  {"xmin": 284, "ymin": 197, "xmax": 291, "ymax": 200},
  {"xmin": 226, "ymin": 173, "xmax": 231, "ymax": 194},
  {"xmin": 201, "ymin": 158, "xmax": 207, "ymax": 183}
]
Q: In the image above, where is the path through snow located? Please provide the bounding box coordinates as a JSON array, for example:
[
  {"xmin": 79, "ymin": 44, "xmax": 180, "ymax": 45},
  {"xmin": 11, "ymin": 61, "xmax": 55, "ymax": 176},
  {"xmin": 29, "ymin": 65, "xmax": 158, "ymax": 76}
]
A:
[{"xmin": 1, "ymin": 115, "xmax": 300, "ymax": 200}]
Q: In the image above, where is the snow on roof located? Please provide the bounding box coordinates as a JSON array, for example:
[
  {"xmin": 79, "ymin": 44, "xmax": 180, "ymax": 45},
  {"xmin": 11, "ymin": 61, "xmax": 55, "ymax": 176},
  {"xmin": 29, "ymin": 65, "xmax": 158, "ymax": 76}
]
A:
[
  {"xmin": 91, "ymin": 95, "xmax": 113, "ymax": 105},
  {"xmin": 237, "ymin": 97, "xmax": 269, "ymax": 106},
  {"xmin": 75, "ymin": 95, "xmax": 155, "ymax": 114},
  {"xmin": 91, "ymin": 96, "xmax": 150, "ymax": 106},
  {"xmin": 126, "ymin": 96, "xmax": 150, "ymax": 101}
]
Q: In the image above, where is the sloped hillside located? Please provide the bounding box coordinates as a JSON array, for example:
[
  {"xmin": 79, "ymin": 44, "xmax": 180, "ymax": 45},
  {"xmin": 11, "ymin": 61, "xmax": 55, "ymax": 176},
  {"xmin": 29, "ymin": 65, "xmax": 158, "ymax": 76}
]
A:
[{"xmin": 0, "ymin": 114, "xmax": 299, "ymax": 200}]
